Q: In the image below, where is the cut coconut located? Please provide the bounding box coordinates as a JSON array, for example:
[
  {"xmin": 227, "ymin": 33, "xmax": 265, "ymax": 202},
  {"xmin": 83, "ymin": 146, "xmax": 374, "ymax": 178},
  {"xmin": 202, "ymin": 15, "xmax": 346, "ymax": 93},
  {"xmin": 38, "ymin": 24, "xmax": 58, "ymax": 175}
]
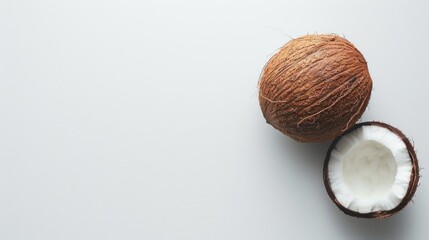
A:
[{"xmin": 323, "ymin": 122, "xmax": 419, "ymax": 218}]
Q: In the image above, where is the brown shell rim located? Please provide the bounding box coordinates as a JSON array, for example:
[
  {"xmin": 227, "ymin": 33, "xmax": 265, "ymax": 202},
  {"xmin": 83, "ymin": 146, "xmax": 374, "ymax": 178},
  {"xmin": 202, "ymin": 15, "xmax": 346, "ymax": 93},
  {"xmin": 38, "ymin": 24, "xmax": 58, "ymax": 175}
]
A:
[{"xmin": 323, "ymin": 121, "xmax": 420, "ymax": 219}]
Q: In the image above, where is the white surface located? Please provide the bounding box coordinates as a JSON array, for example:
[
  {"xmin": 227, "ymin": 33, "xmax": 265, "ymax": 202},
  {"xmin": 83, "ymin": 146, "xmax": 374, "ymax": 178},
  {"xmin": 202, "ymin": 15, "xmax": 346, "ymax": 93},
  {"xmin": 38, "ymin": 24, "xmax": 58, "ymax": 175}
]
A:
[
  {"xmin": 328, "ymin": 125, "xmax": 412, "ymax": 213},
  {"xmin": 0, "ymin": 0, "xmax": 428, "ymax": 239}
]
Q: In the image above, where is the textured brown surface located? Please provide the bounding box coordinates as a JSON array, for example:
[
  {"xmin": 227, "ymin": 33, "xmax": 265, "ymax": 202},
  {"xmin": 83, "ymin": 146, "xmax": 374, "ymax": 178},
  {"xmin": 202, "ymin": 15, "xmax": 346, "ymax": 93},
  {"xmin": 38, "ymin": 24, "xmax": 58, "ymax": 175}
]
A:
[
  {"xmin": 258, "ymin": 34, "xmax": 372, "ymax": 142},
  {"xmin": 323, "ymin": 121, "xmax": 420, "ymax": 219}
]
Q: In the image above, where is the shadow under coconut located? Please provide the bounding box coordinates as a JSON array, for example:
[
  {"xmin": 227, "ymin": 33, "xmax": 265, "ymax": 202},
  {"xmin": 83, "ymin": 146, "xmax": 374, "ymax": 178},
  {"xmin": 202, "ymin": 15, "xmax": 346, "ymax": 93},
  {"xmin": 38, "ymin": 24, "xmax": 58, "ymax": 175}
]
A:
[
  {"xmin": 274, "ymin": 134, "xmax": 331, "ymax": 177},
  {"xmin": 332, "ymin": 208, "xmax": 416, "ymax": 240}
]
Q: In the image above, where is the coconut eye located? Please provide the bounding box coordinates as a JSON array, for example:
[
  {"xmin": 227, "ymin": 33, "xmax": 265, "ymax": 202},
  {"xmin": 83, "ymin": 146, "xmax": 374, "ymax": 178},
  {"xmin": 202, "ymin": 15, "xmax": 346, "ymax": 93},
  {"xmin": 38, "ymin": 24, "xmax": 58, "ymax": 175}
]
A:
[
  {"xmin": 323, "ymin": 122, "xmax": 419, "ymax": 219},
  {"xmin": 258, "ymin": 34, "xmax": 372, "ymax": 142}
]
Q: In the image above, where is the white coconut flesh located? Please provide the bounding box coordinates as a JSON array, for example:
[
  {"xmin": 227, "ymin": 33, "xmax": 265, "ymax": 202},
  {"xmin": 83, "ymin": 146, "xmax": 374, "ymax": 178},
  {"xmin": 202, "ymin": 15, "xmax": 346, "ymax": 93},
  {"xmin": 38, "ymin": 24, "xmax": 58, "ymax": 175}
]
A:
[{"xmin": 327, "ymin": 125, "xmax": 412, "ymax": 213}]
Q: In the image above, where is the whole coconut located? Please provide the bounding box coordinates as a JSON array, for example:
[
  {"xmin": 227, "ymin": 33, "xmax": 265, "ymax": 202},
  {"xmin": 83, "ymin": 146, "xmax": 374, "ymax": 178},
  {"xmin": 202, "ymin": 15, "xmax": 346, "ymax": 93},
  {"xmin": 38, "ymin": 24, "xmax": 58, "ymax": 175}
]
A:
[{"xmin": 258, "ymin": 34, "xmax": 372, "ymax": 142}]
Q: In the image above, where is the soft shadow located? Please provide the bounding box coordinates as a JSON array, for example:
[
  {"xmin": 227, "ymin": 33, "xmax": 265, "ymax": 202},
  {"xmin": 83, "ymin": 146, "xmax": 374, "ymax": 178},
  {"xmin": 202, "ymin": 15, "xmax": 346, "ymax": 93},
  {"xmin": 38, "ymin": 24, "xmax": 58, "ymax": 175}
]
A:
[
  {"xmin": 270, "ymin": 132, "xmax": 331, "ymax": 175},
  {"xmin": 331, "ymin": 207, "xmax": 416, "ymax": 240}
]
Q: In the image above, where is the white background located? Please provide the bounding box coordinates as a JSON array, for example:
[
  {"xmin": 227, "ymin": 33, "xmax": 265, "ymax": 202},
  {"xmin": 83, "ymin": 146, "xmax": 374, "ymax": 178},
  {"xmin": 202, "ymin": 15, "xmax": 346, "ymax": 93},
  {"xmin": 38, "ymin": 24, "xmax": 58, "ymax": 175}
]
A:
[{"xmin": 1, "ymin": 0, "xmax": 428, "ymax": 239}]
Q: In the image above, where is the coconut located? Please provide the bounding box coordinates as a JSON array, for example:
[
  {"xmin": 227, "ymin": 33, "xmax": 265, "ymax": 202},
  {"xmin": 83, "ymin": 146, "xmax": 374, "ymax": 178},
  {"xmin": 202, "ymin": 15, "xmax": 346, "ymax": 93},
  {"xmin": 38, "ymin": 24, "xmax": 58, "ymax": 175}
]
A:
[
  {"xmin": 323, "ymin": 122, "xmax": 419, "ymax": 219},
  {"xmin": 259, "ymin": 34, "xmax": 372, "ymax": 142}
]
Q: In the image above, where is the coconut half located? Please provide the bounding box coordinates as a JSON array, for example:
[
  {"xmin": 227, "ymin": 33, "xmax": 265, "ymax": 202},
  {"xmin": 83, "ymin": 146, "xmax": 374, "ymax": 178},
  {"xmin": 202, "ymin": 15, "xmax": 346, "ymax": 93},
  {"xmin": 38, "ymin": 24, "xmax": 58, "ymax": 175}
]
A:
[{"xmin": 323, "ymin": 122, "xmax": 419, "ymax": 218}]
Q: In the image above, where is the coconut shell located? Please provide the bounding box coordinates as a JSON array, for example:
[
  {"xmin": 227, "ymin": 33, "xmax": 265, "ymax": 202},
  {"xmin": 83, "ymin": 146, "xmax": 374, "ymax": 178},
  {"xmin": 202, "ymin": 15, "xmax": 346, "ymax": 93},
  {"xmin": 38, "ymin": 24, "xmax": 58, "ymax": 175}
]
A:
[
  {"xmin": 259, "ymin": 34, "xmax": 372, "ymax": 142},
  {"xmin": 323, "ymin": 121, "xmax": 420, "ymax": 219}
]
